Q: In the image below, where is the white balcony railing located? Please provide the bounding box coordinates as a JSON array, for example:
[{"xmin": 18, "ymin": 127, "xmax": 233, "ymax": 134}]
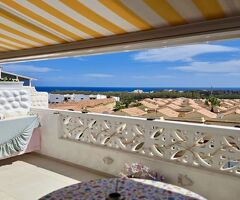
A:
[{"xmin": 58, "ymin": 110, "xmax": 240, "ymax": 176}]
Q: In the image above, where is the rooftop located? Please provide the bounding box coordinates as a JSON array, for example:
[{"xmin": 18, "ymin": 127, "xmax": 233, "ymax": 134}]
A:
[
  {"xmin": 0, "ymin": 66, "xmax": 35, "ymax": 80},
  {"xmin": 49, "ymin": 98, "xmax": 115, "ymax": 111},
  {"xmin": 157, "ymin": 107, "xmax": 179, "ymax": 117},
  {"xmin": 1, "ymin": 70, "xmax": 36, "ymax": 81},
  {"xmin": 122, "ymin": 107, "xmax": 147, "ymax": 117}
]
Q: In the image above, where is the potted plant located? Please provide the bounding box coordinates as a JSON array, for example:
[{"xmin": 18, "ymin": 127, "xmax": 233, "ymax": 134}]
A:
[
  {"xmin": 0, "ymin": 77, "xmax": 24, "ymax": 88},
  {"xmin": 120, "ymin": 163, "xmax": 165, "ymax": 182}
]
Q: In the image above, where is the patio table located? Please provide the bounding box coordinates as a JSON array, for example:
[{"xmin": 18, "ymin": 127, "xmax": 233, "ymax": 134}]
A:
[{"xmin": 39, "ymin": 178, "xmax": 206, "ymax": 200}]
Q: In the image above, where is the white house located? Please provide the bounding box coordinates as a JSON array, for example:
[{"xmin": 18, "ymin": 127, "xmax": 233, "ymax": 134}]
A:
[
  {"xmin": 49, "ymin": 93, "xmax": 90, "ymax": 103},
  {"xmin": 63, "ymin": 94, "xmax": 72, "ymax": 102},
  {"xmin": 132, "ymin": 89, "xmax": 144, "ymax": 94},
  {"xmin": 49, "ymin": 94, "xmax": 64, "ymax": 103},
  {"xmin": 89, "ymin": 94, "xmax": 107, "ymax": 100},
  {"xmin": 72, "ymin": 94, "xmax": 89, "ymax": 102},
  {"xmin": 111, "ymin": 96, "xmax": 120, "ymax": 101},
  {"xmin": 63, "ymin": 94, "xmax": 90, "ymax": 102},
  {"xmin": 48, "ymin": 93, "xmax": 117, "ymax": 103}
]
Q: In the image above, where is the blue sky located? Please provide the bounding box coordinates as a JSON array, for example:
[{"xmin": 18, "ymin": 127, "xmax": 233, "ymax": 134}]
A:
[{"xmin": 2, "ymin": 39, "xmax": 240, "ymax": 87}]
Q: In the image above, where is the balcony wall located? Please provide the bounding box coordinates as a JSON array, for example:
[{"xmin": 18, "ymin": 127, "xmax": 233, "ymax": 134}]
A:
[
  {"xmin": 32, "ymin": 108, "xmax": 240, "ymax": 200},
  {"xmin": 30, "ymin": 91, "xmax": 48, "ymax": 109},
  {"xmin": 0, "ymin": 82, "xmax": 30, "ymax": 118}
]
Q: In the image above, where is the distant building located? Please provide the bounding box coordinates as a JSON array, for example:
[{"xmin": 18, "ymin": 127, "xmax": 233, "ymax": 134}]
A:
[
  {"xmin": 0, "ymin": 66, "xmax": 36, "ymax": 86},
  {"xmin": 164, "ymin": 89, "xmax": 174, "ymax": 92},
  {"xmin": 140, "ymin": 100, "xmax": 158, "ymax": 109},
  {"xmin": 122, "ymin": 107, "xmax": 147, "ymax": 117},
  {"xmin": 48, "ymin": 92, "xmax": 119, "ymax": 104},
  {"xmin": 158, "ymin": 108, "xmax": 179, "ymax": 118},
  {"xmin": 89, "ymin": 94, "xmax": 107, "ymax": 100},
  {"xmin": 195, "ymin": 108, "xmax": 217, "ymax": 119},
  {"xmin": 132, "ymin": 89, "xmax": 144, "ymax": 94},
  {"xmin": 49, "ymin": 94, "xmax": 90, "ymax": 103},
  {"xmin": 72, "ymin": 94, "xmax": 90, "ymax": 102},
  {"xmin": 63, "ymin": 94, "xmax": 72, "ymax": 102},
  {"xmin": 49, "ymin": 94, "xmax": 64, "ymax": 103},
  {"xmin": 111, "ymin": 96, "xmax": 120, "ymax": 101}
]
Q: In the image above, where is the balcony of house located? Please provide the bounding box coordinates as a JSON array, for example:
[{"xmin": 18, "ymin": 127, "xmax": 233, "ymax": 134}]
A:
[
  {"xmin": 0, "ymin": 1, "xmax": 240, "ymax": 199},
  {"xmin": 0, "ymin": 82, "xmax": 239, "ymax": 199},
  {"xmin": 1, "ymin": 107, "xmax": 239, "ymax": 199}
]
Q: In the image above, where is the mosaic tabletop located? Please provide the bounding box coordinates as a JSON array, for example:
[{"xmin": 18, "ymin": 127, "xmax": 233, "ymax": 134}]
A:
[{"xmin": 39, "ymin": 178, "xmax": 206, "ymax": 200}]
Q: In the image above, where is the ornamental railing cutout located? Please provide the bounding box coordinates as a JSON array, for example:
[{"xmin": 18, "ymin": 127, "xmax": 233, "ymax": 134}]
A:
[{"xmin": 60, "ymin": 112, "xmax": 240, "ymax": 175}]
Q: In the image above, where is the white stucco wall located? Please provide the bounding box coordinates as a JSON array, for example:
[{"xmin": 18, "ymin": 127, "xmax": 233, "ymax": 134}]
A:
[
  {"xmin": 0, "ymin": 83, "xmax": 30, "ymax": 118},
  {"xmin": 31, "ymin": 92, "xmax": 48, "ymax": 108},
  {"xmin": 73, "ymin": 94, "xmax": 89, "ymax": 102},
  {"xmin": 89, "ymin": 94, "xmax": 107, "ymax": 100},
  {"xmin": 0, "ymin": 84, "xmax": 49, "ymax": 118},
  {"xmin": 112, "ymin": 96, "xmax": 120, "ymax": 101},
  {"xmin": 32, "ymin": 108, "xmax": 240, "ymax": 200},
  {"xmin": 49, "ymin": 94, "xmax": 64, "ymax": 103}
]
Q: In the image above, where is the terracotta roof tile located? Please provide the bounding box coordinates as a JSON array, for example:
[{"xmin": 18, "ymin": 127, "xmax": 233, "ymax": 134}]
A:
[
  {"xmin": 49, "ymin": 98, "xmax": 115, "ymax": 111},
  {"xmin": 167, "ymin": 103, "xmax": 181, "ymax": 110},
  {"xmin": 87, "ymin": 105, "xmax": 114, "ymax": 114},
  {"xmin": 122, "ymin": 107, "xmax": 147, "ymax": 116},
  {"xmin": 157, "ymin": 108, "xmax": 179, "ymax": 117},
  {"xmin": 140, "ymin": 100, "xmax": 158, "ymax": 109},
  {"xmin": 196, "ymin": 108, "xmax": 217, "ymax": 118}
]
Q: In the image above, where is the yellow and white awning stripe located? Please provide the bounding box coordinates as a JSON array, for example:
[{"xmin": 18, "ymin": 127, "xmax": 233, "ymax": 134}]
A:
[{"xmin": 0, "ymin": 0, "xmax": 240, "ymax": 53}]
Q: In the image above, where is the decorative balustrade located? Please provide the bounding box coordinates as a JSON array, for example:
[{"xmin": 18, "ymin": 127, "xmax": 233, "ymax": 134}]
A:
[{"xmin": 59, "ymin": 111, "xmax": 240, "ymax": 175}]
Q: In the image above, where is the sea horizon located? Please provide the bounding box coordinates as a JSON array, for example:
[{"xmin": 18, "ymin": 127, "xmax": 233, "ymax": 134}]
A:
[{"xmin": 35, "ymin": 86, "xmax": 240, "ymax": 93}]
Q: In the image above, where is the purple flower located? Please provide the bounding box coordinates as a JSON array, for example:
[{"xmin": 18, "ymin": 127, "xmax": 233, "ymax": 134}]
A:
[{"xmin": 120, "ymin": 163, "xmax": 165, "ymax": 182}]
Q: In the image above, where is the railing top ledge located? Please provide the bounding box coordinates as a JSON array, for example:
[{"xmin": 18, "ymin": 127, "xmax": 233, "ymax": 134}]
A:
[{"xmin": 31, "ymin": 108, "xmax": 240, "ymax": 134}]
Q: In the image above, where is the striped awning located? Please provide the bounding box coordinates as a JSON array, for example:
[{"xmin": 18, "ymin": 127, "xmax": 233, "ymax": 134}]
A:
[{"xmin": 0, "ymin": 0, "xmax": 240, "ymax": 62}]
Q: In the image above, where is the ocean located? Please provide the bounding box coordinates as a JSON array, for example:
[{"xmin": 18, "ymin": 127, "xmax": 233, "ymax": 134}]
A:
[{"xmin": 35, "ymin": 87, "xmax": 240, "ymax": 93}]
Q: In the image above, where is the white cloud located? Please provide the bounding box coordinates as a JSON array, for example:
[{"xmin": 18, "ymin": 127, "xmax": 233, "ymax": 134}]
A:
[
  {"xmin": 133, "ymin": 44, "xmax": 238, "ymax": 62},
  {"xmin": 3, "ymin": 64, "xmax": 56, "ymax": 73},
  {"xmin": 226, "ymin": 72, "xmax": 240, "ymax": 76},
  {"xmin": 174, "ymin": 59, "xmax": 240, "ymax": 73},
  {"xmin": 83, "ymin": 73, "xmax": 114, "ymax": 78},
  {"xmin": 132, "ymin": 75, "xmax": 174, "ymax": 79}
]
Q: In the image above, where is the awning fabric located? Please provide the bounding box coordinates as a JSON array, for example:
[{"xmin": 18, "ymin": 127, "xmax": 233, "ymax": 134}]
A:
[{"xmin": 0, "ymin": 0, "xmax": 240, "ymax": 61}]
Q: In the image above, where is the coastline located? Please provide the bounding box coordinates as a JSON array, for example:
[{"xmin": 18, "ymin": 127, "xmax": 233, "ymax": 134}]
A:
[{"xmin": 36, "ymin": 86, "xmax": 240, "ymax": 93}]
